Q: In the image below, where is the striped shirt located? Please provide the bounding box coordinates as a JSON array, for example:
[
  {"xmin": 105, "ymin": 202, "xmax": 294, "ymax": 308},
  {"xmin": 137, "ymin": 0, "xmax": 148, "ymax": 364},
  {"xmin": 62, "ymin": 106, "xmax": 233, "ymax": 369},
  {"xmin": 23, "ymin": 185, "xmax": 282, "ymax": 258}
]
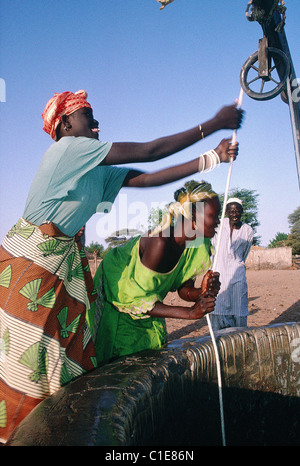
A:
[{"xmin": 211, "ymin": 218, "xmax": 254, "ymax": 316}]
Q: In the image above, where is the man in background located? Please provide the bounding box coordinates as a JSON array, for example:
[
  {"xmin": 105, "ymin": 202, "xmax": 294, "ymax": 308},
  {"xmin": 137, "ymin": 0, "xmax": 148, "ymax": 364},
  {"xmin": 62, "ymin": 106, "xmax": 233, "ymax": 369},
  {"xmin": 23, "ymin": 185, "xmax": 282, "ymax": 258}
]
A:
[{"xmin": 210, "ymin": 198, "xmax": 254, "ymax": 331}]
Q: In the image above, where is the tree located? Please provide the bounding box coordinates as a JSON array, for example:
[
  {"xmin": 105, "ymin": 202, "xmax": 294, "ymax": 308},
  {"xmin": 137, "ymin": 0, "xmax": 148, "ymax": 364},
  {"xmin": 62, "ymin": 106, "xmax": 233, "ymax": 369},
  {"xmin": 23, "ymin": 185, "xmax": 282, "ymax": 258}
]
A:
[
  {"xmin": 268, "ymin": 232, "xmax": 288, "ymax": 248},
  {"xmin": 105, "ymin": 228, "xmax": 143, "ymax": 249},
  {"xmin": 148, "ymin": 205, "xmax": 169, "ymax": 230},
  {"xmin": 288, "ymin": 206, "xmax": 300, "ymax": 227},
  {"xmin": 218, "ymin": 187, "xmax": 260, "ymax": 245},
  {"xmin": 85, "ymin": 241, "xmax": 105, "ymax": 270},
  {"xmin": 286, "ymin": 206, "xmax": 300, "ymax": 254},
  {"xmin": 85, "ymin": 241, "xmax": 104, "ymax": 258}
]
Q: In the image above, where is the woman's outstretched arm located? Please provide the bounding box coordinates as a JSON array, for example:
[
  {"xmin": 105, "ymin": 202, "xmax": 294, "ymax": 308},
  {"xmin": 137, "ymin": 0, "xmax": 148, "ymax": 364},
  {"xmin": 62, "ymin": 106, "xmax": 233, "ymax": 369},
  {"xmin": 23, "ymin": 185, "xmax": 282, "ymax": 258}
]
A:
[
  {"xmin": 103, "ymin": 103, "xmax": 243, "ymax": 165},
  {"xmin": 148, "ymin": 295, "xmax": 216, "ymax": 320},
  {"xmin": 123, "ymin": 138, "xmax": 238, "ymax": 187}
]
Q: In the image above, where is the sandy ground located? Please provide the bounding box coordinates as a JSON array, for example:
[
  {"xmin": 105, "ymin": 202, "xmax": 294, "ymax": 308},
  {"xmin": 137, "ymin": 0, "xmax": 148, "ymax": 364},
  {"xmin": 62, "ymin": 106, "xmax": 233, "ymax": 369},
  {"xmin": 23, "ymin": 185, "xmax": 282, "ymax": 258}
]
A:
[{"xmin": 164, "ymin": 268, "xmax": 300, "ymax": 341}]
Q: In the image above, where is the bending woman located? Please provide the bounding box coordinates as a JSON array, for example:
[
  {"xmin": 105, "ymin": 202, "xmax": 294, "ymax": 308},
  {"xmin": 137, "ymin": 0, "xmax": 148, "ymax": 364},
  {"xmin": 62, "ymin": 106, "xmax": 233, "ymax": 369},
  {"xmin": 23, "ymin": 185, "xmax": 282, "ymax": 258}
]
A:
[
  {"xmin": 88, "ymin": 180, "xmax": 223, "ymax": 364},
  {"xmin": 0, "ymin": 89, "xmax": 241, "ymax": 442}
]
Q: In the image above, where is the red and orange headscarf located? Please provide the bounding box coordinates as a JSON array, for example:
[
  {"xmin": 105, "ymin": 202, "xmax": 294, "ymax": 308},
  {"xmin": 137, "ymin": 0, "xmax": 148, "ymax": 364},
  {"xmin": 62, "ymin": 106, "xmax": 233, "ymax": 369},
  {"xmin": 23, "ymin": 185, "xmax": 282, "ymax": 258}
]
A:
[{"xmin": 42, "ymin": 90, "xmax": 91, "ymax": 140}]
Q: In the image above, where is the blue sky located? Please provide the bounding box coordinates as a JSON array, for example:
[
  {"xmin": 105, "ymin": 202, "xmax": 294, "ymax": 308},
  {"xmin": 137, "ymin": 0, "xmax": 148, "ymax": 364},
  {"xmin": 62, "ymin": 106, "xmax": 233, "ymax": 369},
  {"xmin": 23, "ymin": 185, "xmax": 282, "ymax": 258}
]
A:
[{"xmin": 1, "ymin": 0, "xmax": 299, "ymax": 247}]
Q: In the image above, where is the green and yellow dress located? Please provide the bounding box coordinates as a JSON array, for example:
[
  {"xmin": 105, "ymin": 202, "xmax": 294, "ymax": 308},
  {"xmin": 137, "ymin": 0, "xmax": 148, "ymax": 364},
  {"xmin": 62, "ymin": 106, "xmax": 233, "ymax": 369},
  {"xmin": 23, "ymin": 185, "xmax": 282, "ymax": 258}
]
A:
[{"xmin": 87, "ymin": 235, "xmax": 212, "ymax": 364}]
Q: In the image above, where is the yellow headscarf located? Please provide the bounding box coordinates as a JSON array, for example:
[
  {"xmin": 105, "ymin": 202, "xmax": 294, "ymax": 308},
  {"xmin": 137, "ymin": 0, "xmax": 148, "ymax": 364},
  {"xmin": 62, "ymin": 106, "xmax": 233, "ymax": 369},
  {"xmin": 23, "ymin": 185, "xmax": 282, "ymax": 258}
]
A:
[{"xmin": 150, "ymin": 180, "xmax": 218, "ymax": 236}]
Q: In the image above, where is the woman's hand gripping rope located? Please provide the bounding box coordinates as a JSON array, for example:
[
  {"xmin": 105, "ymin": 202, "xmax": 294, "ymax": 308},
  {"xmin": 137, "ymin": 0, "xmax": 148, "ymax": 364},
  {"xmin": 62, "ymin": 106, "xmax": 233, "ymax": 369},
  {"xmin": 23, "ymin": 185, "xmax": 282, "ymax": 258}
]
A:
[{"xmin": 188, "ymin": 270, "xmax": 221, "ymax": 319}]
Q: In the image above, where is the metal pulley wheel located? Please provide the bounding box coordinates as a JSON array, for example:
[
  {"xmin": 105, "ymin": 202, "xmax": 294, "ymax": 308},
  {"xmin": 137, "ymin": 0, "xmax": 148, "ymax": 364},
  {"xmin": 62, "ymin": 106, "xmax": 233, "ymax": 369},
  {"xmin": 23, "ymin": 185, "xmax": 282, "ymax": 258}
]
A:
[{"xmin": 240, "ymin": 46, "xmax": 290, "ymax": 101}]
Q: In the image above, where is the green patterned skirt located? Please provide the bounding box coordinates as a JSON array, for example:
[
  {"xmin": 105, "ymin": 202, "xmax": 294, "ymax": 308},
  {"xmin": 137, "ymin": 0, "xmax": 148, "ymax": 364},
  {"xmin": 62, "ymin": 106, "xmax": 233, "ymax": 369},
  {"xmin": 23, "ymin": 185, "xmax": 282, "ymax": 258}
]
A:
[{"xmin": 0, "ymin": 218, "xmax": 97, "ymax": 443}]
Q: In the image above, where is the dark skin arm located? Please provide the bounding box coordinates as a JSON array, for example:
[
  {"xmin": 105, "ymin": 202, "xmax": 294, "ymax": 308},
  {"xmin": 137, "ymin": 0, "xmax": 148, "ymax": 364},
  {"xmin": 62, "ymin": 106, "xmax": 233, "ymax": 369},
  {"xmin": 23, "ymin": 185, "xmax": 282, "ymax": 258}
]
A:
[
  {"xmin": 178, "ymin": 271, "xmax": 221, "ymax": 302},
  {"xmin": 148, "ymin": 272, "xmax": 220, "ymax": 320},
  {"xmin": 139, "ymin": 236, "xmax": 220, "ymax": 320},
  {"xmin": 102, "ymin": 103, "xmax": 243, "ymax": 166},
  {"xmin": 148, "ymin": 297, "xmax": 216, "ymax": 320},
  {"xmin": 123, "ymin": 138, "xmax": 238, "ymax": 188}
]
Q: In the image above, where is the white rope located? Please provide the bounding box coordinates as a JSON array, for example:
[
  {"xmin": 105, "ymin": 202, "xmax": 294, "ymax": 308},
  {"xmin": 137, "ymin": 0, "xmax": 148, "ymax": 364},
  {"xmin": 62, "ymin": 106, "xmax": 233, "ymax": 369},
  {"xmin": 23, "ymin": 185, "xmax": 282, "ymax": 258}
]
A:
[{"xmin": 205, "ymin": 88, "xmax": 244, "ymax": 446}]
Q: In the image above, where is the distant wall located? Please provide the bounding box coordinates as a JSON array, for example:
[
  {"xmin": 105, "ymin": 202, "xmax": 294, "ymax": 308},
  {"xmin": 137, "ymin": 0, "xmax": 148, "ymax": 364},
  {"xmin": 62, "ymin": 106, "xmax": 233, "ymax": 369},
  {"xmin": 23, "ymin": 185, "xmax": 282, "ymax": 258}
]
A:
[
  {"xmin": 246, "ymin": 247, "xmax": 292, "ymax": 270},
  {"xmin": 87, "ymin": 247, "xmax": 293, "ymax": 276},
  {"xmin": 88, "ymin": 258, "xmax": 102, "ymax": 277}
]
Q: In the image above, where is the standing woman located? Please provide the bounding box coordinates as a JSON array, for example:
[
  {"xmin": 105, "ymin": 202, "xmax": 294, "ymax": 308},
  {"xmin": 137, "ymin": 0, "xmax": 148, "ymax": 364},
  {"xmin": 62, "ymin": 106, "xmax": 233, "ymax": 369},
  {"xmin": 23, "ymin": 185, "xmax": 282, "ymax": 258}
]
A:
[{"xmin": 0, "ymin": 90, "xmax": 242, "ymax": 442}]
